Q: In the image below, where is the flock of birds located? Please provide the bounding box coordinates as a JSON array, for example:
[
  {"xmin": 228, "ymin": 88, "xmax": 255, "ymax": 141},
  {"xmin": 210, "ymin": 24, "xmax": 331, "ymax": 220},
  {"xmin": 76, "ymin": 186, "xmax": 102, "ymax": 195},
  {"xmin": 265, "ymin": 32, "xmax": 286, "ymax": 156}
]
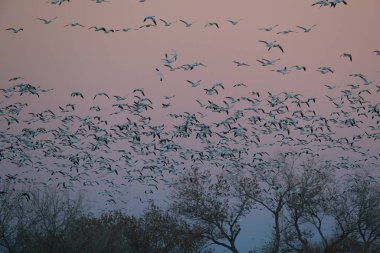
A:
[
  {"xmin": 5, "ymin": 15, "xmax": 318, "ymax": 35},
  {"xmin": 1, "ymin": 0, "xmax": 380, "ymax": 205},
  {"xmin": 46, "ymin": 0, "xmax": 349, "ymax": 7}
]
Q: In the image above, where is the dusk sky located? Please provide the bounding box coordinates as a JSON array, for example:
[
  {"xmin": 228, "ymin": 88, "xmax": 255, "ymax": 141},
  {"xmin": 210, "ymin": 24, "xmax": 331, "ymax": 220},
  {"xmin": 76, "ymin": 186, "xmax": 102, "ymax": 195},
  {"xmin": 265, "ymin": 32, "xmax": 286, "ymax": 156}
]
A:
[{"xmin": 1, "ymin": 0, "xmax": 380, "ymax": 252}]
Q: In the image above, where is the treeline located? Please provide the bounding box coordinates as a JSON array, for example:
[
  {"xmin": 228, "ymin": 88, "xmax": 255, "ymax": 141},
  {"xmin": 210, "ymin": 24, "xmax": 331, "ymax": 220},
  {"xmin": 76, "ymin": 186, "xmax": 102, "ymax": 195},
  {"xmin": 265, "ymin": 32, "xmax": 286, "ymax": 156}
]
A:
[
  {"xmin": 0, "ymin": 156, "xmax": 379, "ymax": 253},
  {"xmin": 0, "ymin": 186, "xmax": 210, "ymax": 253}
]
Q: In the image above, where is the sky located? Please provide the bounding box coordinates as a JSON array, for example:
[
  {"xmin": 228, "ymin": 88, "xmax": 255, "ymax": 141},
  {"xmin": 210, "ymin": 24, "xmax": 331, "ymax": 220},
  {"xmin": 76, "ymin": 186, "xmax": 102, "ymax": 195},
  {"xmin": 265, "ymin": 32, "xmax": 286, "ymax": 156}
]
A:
[{"xmin": 1, "ymin": 0, "xmax": 380, "ymax": 252}]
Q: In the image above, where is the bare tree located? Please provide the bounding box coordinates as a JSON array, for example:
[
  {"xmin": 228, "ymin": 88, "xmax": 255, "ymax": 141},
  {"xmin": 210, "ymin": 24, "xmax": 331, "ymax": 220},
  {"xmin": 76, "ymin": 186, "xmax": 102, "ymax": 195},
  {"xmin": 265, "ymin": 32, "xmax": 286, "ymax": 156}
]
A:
[
  {"xmin": 27, "ymin": 187, "xmax": 84, "ymax": 253},
  {"xmin": 304, "ymin": 170, "xmax": 380, "ymax": 253},
  {"xmin": 345, "ymin": 173, "xmax": 380, "ymax": 253},
  {"xmin": 237, "ymin": 155, "xmax": 301, "ymax": 253},
  {"xmin": 170, "ymin": 168, "xmax": 254, "ymax": 253},
  {"xmin": 0, "ymin": 183, "xmax": 39, "ymax": 253},
  {"xmin": 0, "ymin": 182, "xmax": 84, "ymax": 253},
  {"xmin": 281, "ymin": 158, "xmax": 333, "ymax": 252},
  {"xmin": 236, "ymin": 154, "xmax": 337, "ymax": 253}
]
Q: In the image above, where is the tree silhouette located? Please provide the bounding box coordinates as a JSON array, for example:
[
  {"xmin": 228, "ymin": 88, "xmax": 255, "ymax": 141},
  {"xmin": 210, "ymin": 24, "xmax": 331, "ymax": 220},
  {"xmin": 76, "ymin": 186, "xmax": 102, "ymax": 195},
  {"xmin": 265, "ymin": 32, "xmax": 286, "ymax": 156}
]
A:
[{"xmin": 171, "ymin": 168, "xmax": 254, "ymax": 253}]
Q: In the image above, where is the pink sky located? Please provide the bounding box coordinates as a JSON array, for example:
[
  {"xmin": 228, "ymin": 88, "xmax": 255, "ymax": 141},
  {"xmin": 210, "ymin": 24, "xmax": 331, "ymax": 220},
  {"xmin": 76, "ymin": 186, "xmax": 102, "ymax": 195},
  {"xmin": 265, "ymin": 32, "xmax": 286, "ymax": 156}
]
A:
[{"xmin": 1, "ymin": 0, "xmax": 380, "ymax": 251}]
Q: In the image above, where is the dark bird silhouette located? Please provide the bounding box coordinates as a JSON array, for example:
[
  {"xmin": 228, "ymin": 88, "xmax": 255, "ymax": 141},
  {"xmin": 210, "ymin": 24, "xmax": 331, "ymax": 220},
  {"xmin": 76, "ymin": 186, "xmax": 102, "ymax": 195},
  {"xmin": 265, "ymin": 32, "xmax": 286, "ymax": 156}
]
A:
[
  {"xmin": 6, "ymin": 27, "xmax": 23, "ymax": 33},
  {"xmin": 341, "ymin": 53, "xmax": 353, "ymax": 62},
  {"xmin": 179, "ymin": 20, "xmax": 194, "ymax": 27},
  {"xmin": 259, "ymin": 40, "xmax": 284, "ymax": 53},
  {"xmin": 205, "ymin": 22, "xmax": 219, "ymax": 28},
  {"xmin": 226, "ymin": 19, "xmax": 242, "ymax": 25},
  {"xmin": 296, "ymin": 25, "xmax": 317, "ymax": 32},
  {"xmin": 37, "ymin": 16, "xmax": 58, "ymax": 24}
]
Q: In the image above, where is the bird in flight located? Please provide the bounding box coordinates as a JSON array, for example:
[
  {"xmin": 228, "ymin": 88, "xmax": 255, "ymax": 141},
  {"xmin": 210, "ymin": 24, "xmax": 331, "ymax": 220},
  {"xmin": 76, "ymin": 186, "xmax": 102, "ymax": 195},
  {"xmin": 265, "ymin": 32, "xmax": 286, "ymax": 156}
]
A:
[
  {"xmin": 277, "ymin": 29, "xmax": 296, "ymax": 35},
  {"xmin": 65, "ymin": 22, "xmax": 85, "ymax": 27},
  {"xmin": 49, "ymin": 0, "xmax": 70, "ymax": 5},
  {"xmin": 159, "ymin": 19, "xmax": 175, "ymax": 27},
  {"xmin": 330, "ymin": 0, "xmax": 348, "ymax": 8},
  {"xmin": 8, "ymin": 76, "xmax": 24, "ymax": 81},
  {"xmin": 259, "ymin": 40, "xmax": 284, "ymax": 53},
  {"xmin": 71, "ymin": 92, "xmax": 84, "ymax": 99},
  {"xmin": 271, "ymin": 66, "xmax": 290, "ymax": 75},
  {"xmin": 316, "ymin": 66, "xmax": 334, "ymax": 74},
  {"xmin": 259, "ymin": 24, "xmax": 278, "ymax": 32},
  {"xmin": 233, "ymin": 83, "xmax": 247, "ymax": 87},
  {"xmin": 121, "ymin": 27, "xmax": 133, "ymax": 32},
  {"xmin": 226, "ymin": 19, "xmax": 242, "ymax": 25},
  {"xmin": 91, "ymin": 0, "xmax": 110, "ymax": 3},
  {"xmin": 312, "ymin": 0, "xmax": 330, "ymax": 7},
  {"xmin": 296, "ymin": 25, "xmax": 317, "ymax": 33},
  {"xmin": 155, "ymin": 68, "xmax": 164, "ymax": 82},
  {"xmin": 38, "ymin": 16, "xmax": 58, "ymax": 24},
  {"xmin": 114, "ymin": 95, "xmax": 127, "ymax": 101},
  {"xmin": 291, "ymin": 65, "xmax": 306, "ymax": 71},
  {"xmin": 133, "ymin": 88, "xmax": 145, "ymax": 96},
  {"xmin": 205, "ymin": 22, "xmax": 219, "ymax": 28},
  {"xmin": 232, "ymin": 61, "xmax": 250, "ymax": 67},
  {"xmin": 324, "ymin": 84, "xmax": 336, "ymax": 90},
  {"xmin": 93, "ymin": 92, "xmax": 110, "ymax": 100},
  {"xmin": 257, "ymin": 58, "xmax": 280, "ymax": 66},
  {"xmin": 144, "ymin": 16, "xmax": 157, "ymax": 25},
  {"xmin": 89, "ymin": 26, "xmax": 118, "ymax": 33},
  {"xmin": 341, "ymin": 53, "xmax": 352, "ymax": 62},
  {"xmin": 179, "ymin": 20, "xmax": 194, "ymax": 27},
  {"xmin": 187, "ymin": 80, "xmax": 202, "ymax": 87},
  {"xmin": 6, "ymin": 27, "xmax": 23, "ymax": 33}
]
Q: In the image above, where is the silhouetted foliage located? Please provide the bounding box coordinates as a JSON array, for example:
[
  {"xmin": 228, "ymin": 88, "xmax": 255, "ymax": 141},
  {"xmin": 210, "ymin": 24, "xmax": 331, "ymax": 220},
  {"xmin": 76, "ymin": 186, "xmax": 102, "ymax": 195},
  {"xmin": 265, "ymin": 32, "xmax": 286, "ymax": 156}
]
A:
[
  {"xmin": 0, "ymin": 183, "xmax": 210, "ymax": 253},
  {"xmin": 1, "ymin": 160, "xmax": 379, "ymax": 253}
]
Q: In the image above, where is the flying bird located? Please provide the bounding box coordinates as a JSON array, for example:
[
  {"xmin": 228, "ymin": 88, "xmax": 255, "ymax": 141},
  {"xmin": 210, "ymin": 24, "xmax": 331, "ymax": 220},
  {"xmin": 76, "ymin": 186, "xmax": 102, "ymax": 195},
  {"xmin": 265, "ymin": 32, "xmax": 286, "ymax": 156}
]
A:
[
  {"xmin": 137, "ymin": 24, "xmax": 157, "ymax": 30},
  {"xmin": 330, "ymin": 0, "xmax": 348, "ymax": 8},
  {"xmin": 233, "ymin": 83, "xmax": 247, "ymax": 87},
  {"xmin": 159, "ymin": 18, "xmax": 175, "ymax": 27},
  {"xmin": 296, "ymin": 25, "xmax": 317, "ymax": 33},
  {"xmin": 37, "ymin": 16, "xmax": 58, "ymax": 24},
  {"xmin": 187, "ymin": 80, "xmax": 202, "ymax": 87},
  {"xmin": 232, "ymin": 61, "xmax": 250, "ymax": 67},
  {"xmin": 144, "ymin": 16, "xmax": 157, "ymax": 25},
  {"xmin": 316, "ymin": 66, "xmax": 334, "ymax": 74},
  {"xmin": 6, "ymin": 27, "xmax": 23, "ymax": 33},
  {"xmin": 71, "ymin": 92, "xmax": 84, "ymax": 99},
  {"xmin": 121, "ymin": 27, "xmax": 133, "ymax": 32},
  {"xmin": 89, "ymin": 26, "xmax": 118, "ymax": 33},
  {"xmin": 65, "ymin": 22, "xmax": 85, "ymax": 27},
  {"xmin": 205, "ymin": 22, "xmax": 219, "ymax": 28},
  {"xmin": 114, "ymin": 95, "xmax": 127, "ymax": 101},
  {"xmin": 259, "ymin": 24, "xmax": 278, "ymax": 32},
  {"xmin": 257, "ymin": 58, "xmax": 280, "ymax": 66},
  {"xmin": 259, "ymin": 40, "xmax": 284, "ymax": 53},
  {"xmin": 179, "ymin": 20, "xmax": 194, "ymax": 27},
  {"xmin": 277, "ymin": 29, "xmax": 296, "ymax": 35},
  {"xmin": 271, "ymin": 66, "xmax": 290, "ymax": 75},
  {"xmin": 324, "ymin": 84, "xmax": 336, "ymax": 90},
  {"xmin": 155, "ymin": 68, "xmax": 164, "ymax": 82},
  {"xmin": 49, "ymin": 0, "xmax": 70, "ymax": 5},
  {"xmin": 133, "ymin": 88, "xmax": 145, "ymax": 96},
  {"xmin": 341, "ymin": 53, "xmax": 352, "ymax": 61},
  {"xmin": 226, "ymin": 19, "xmax": 242, "ymax": 25},
  {"xmin": 8, "ymin": 76, "xmax": 24, "ymax": 81},
  {"xmin": 312, "ymin": 1, "xmax": 330, "ymax": 7},
  {"xmin": 93, "ymin": 92, "xmax": 110, "ymax": 100},
  {"xmin": 291, "ymin": 65, "xmax": 306, "ymax": 71}
]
